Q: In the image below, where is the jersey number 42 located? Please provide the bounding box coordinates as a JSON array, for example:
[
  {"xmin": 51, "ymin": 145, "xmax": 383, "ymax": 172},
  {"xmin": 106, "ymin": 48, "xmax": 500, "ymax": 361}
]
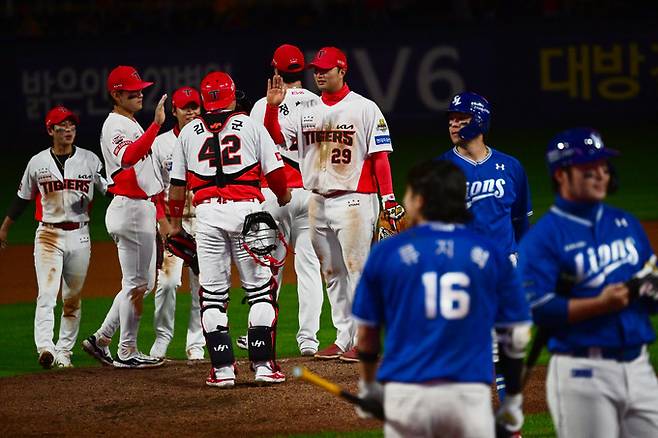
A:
[
  {"xmin": 198, "ymin": 134, "xmax": 242, "ymax": 167},
  {"xmin": 422, "ymin": 272, "xmax": 470, "ymax": 319}
]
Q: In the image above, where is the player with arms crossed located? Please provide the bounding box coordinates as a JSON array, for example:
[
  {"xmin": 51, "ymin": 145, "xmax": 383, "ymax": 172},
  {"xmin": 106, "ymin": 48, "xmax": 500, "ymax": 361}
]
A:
[
  {"xmin": 437, "ymin": 91, "xmax": 532, "ymax": 403},
  {"xmin": 82, "ymin": 65, "xmax": 168, "ymax": 368},
  {"xmin": 518, "ymin": 128, "xmax": 658, "ymax": 438},
  {"xmin": 247, "ymin": 44, "xmax": 324, "ymax": 356},
  {"xmin": 149, "ymin": 86, "xmax": 205, "ymax": 362},
  {"xmin": 265, "ymin": 47, "xmax": 404, "ymax": 362},
  {"xmin": 0, "ymin": 106, "xmax": 107, "ymax": 368},
  {"xmin": 168, "ymin": 71, "xmax": 291, "ymax": 387},
  {"xmin": 354, "ymin": 160, "xmax": 531, "ymax": 437}
]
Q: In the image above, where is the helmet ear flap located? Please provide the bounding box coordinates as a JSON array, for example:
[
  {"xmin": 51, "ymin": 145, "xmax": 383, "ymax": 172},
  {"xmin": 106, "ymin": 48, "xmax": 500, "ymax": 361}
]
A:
[{"xmin": 458, "ymin": 114, "xmax": 487, "ymax": 141}]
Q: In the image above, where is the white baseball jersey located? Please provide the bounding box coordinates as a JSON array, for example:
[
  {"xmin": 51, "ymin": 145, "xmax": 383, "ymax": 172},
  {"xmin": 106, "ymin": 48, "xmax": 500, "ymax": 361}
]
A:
[
  {"xmin": 100, "ymin": 112, "xmax": 165, "ymax": 198},
  {"xmin": 293, "ymin": 91, "xmax": 393, "ymax": 194},
  {"xmin": 152, "ymin": 127, "xmax": 196, "ymax": 218},
  {"xmin": 251, "ymin": 88, "xmax": 321, "ymax": 188},
  {"xmin": 171, "ymin": 112, "xmax": 284, "ymax": 204},
  {"xmin": 18, "ymin": 147, "xmax": 106, "ymax": 223}
]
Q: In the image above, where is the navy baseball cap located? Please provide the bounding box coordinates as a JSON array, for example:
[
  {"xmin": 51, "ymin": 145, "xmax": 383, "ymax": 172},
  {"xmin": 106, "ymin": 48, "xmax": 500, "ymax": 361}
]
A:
[{"xmin": 546, "ymin": 127, "xmax": 619, "ymax": 175}]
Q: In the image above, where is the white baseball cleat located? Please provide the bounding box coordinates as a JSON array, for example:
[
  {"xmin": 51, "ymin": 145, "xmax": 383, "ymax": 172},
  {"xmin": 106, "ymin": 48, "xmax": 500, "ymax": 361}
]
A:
[
  {"xmin": 300, "ymin": 347, "xmax": 318, "ymax": 357},
  {"xmin": 206, "ymin": 365, "xmax": 235, "ymax": 388},
  {"xmin": 54, "ymin": 351, "xmax": 73, "ymax": 368},
  {"xmin": 186, "ymin": 347, "xmax": 205, "ymax": 362},
  {"xmin": 236, "ymin": 335, "xmax": 248, "ymax": 350},
  {"xmin": 149, "ymin": 339, "xmax": 169, "ymax": 360},
  {"xmin": 254, "ymin": 362, "xmax": 286, "ymax": 384},
  {"xmin": 113, "ymin": 351, "xmax": 164, "ymax": 369}
]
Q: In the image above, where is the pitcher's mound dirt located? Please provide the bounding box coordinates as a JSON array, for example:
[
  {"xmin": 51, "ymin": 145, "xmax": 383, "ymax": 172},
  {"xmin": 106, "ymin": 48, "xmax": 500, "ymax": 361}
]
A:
[{"xmin": 0, "ymin": 358, "xmax": 547, "ymax": 437}]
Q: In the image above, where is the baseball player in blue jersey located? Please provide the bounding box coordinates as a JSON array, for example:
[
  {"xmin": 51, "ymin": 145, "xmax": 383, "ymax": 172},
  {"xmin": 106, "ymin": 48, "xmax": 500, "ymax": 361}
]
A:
[
  {"xmin": 518, "ymin": 128, "xmax": 658, "ymax": 438},
  {"xmin": 437, "ymin": 91, "xmax": 532, "ymax": 403},
  {"xmin": 353, "ymin": 160, "xmax": 532, "ymax": 437}
]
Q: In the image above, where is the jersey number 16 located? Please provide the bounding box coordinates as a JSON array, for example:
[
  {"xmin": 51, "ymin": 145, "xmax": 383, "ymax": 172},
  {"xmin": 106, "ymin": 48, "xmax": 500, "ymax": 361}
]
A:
[{"xmin": 422, "ymin": 272, "xmax": 470, "ymax": 319}]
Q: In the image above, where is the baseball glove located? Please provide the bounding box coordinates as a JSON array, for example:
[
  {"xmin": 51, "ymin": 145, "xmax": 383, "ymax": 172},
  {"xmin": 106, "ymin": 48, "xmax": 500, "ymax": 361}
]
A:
[
  {"xmin": 165, "ymin": 229, "xmax": 200, "ymax": 275},
  {"xmin": 377, "ymin": 202, "xmax": 408, "ymax": 241}
]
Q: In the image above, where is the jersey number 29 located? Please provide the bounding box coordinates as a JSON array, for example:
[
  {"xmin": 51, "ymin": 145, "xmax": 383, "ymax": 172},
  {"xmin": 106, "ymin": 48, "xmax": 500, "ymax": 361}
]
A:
[{"xmin": 422, "ymin": 272, "xmax": 470, "ymax": 319}]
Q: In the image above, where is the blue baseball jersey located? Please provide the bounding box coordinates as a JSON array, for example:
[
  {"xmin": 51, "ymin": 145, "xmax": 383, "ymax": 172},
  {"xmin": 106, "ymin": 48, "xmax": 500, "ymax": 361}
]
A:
[
  {"xmin": 437, "ymin": 147, "xmax": 532, "ymax": 255},
  {"xmin": 352, "ymin": 222, "xmax": 531, "ymax": 384},
  {"xmin": 518, "ymin": 197, "xmax": 657, "ymax": 352}
]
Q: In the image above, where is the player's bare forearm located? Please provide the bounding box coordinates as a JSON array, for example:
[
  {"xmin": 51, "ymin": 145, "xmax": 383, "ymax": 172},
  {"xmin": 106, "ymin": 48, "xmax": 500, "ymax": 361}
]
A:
[
  {"xmin": 168, "ymin": 185, "xmax": 186, "ymax": 233},
  {"xmin": 0, "ymin": 216, "xmax": 14, "ymax": 249},
  {"xmin": 357, "ymin": 325, "xmax": 380, "ymax": 383},
  {"xmin": 568, "ymin": 282, "xmax": 630, "ymax": 323}
]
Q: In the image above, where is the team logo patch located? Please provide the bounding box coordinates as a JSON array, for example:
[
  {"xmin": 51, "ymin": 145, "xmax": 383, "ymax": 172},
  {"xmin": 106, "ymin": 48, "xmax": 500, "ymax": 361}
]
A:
[
  {"xmin": 375, "ymin": 135, "xmax": 391, "ymax": 145},
  {"xmin": 376, "ymin": 118, "xmax": 387, "ymax": 131},
  {"xmin": 471, "ymin": 246, "xmax": 490, "ymax": 269}
]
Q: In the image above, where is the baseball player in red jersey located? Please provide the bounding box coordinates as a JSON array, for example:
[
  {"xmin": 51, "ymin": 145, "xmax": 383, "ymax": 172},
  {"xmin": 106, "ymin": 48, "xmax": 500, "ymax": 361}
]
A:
[
  {"xmin": 264, "ymin": 47, "xmax": 404, "ymax": 362},
  {"xmin": 81, "ymin": 65, "xmax": 168, "ymax": 368},
  {"xmin": 247, "ymin": 44, "xmax": 324, "ymax": 356},
  {"xmin": 149, "ymin": 86, "xmax": 205, "ymax": 361},
  {"xmin": 168, "ymin": 71, "xmax": 291, "ymax": 387},
  {"xmin": 0, "ymin": 106, "xmax": 107, "ymax": 368}
]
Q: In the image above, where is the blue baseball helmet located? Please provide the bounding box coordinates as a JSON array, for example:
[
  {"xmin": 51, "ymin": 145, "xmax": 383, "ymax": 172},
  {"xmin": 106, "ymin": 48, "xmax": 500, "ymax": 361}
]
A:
[
  {"xmin": 448, "ymin": 92, "xmax": 491, "ymax": 141},
  {"xmin": 546, "ymin": 128, "xmax": 619, "ymax": 175}
]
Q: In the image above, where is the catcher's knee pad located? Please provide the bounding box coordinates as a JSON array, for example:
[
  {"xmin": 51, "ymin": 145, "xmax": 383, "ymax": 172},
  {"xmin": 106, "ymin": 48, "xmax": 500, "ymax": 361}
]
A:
[
  {"xmin": 206, "ymin": 328, "xmax": 235, "ymax": 368},
  {"xmin": 200, "ymin": 287, "xmax": 230, "ymax": 313},
  {"xmin": 242, "ymin": 280, "xmax": 277, "ymax": 308},
  {"xmin": 247, "ymin": 326, "xmax": 275, "ymax": 362}
]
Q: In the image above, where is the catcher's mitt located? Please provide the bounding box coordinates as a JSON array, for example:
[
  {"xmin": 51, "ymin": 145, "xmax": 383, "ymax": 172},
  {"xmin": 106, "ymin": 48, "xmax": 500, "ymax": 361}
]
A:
[
  {"xmin": 165, "ymin": 229, "xmax": 199, "ymax": 275},
  {"xmin": 377, "ymin": 203, "xmax": 408, "ymax": 241}
]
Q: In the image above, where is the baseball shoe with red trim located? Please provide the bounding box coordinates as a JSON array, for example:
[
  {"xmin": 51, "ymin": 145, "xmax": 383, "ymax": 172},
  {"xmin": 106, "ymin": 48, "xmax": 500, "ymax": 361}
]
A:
[
  {"xmin": 339, "ymin": 347, "xmax": 360, "ymax": 363},
  {"xmin": 206, "ymin": 365, "xmax": 236, "ymax": 388},
  {"xmin": 254, "ymin": 362, "xmax": 286, "ymax": 384},
  {"xmin": 314, "ymin": 343, "xmax": 344, "ymax": 360}
]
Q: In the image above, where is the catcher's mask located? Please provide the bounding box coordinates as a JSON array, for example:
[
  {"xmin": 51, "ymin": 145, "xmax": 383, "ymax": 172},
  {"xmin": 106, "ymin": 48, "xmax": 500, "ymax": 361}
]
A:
[{"xmin": 240, "ymin": 211, "xmax": 290, "ymax": 270}]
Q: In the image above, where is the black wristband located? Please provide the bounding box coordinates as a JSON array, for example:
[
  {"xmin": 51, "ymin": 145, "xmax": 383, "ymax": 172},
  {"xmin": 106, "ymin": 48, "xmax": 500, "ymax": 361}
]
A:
[{"xmin": 357, "ymin": 350, "xmax": 379, "ymax": 363}]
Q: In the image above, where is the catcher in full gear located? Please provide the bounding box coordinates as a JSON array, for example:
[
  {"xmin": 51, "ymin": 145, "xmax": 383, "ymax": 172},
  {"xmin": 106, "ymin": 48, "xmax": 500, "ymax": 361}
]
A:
[{"xmin": 167, "ymin": 71, "xmax": 291, "ymax": 388}]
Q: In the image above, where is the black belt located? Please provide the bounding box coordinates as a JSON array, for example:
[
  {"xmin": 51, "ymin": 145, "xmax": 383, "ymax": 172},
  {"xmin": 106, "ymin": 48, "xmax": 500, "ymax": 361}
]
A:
[
  {"xmin": 564, "ymin": 345, "xmax": 643, "ymax": 362},
  {"xmin": 41, "ymin": 222, "xmax": 88, "ymax": 231}
]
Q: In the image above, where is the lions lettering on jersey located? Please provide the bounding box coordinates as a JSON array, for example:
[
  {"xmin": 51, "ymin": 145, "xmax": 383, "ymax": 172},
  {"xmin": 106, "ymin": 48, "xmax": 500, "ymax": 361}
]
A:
[
  {"xmin": 438, "ymin": 147, "xmax": 532, "ymax": 255},
  {"xmin": 518, "ymin": 199, "xmax": 657, "ymax": 352},
  {"xmin": 353, "ymin": 222, "xmax": 530, "ymax": 384}
]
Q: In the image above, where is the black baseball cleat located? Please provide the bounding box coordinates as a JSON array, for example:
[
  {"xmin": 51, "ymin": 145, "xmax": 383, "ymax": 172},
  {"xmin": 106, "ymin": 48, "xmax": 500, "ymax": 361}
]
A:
[
  {"xmin": 38, "ymin": 351, "xmax": 54, "ymax": 369},
  {"xmin": 112, "ymin": 351, "xmax": 165, "ymax": 369},
  {"xmin": 81, "ymin": 335, "xmax": 114, "ymax": 366}
]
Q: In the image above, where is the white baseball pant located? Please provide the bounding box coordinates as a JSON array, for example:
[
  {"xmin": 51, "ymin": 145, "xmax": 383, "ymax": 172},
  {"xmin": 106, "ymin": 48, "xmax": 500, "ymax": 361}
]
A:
[
  {"xmin": 195, "ymin": 200, "xmax": 274, "ymax": 334},
  {"xmin": 383, "ymin": 381, "xmax": 494, "ymax": 438},
  {"xmin": 152, "ymin": 244, "xmax": 204, "ymax": 355},
  {"xmin": 262, "ymin": 187, "xmax": 323, "ymax": 352},
  {"xmin": 308, "ymin": 192, "xmax": 378, "ymax": 351},
  {"xmin": 547, "ymin": 348, "xmax": 658, "ymax": 438},
  {"xmin": 33, "ymin": 223, "xmax": 90, "ymax": 356},
  {"xmin": 96, "ymin": 196, "xmax": 157, "ymax": 357}
]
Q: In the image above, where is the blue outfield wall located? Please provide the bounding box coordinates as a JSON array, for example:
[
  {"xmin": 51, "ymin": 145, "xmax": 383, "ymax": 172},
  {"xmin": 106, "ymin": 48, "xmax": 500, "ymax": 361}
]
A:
[{"xmin": 4, "ymin": 25, "xmax": 658, "ymax": 151}]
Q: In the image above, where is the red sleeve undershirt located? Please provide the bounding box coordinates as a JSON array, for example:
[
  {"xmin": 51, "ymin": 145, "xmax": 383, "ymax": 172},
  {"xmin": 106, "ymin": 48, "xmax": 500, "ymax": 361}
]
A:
[
  {"xmin": 265, "ymin": 167, "xmax": 288, "ymax": 200},
  {"xmin": 372, "ymin": 151, "xmax": 393, "ymax": 197},
  {"xmin": 153, "ymin": 191, "xmax": 166, "ymax": 221},
  {"xmin": 264, "ymin": 104, "xmax": 285, "ymax": 145},
  {"xmin": 121, "ymin": 122, "xmax": 161, "ymax": 168}
]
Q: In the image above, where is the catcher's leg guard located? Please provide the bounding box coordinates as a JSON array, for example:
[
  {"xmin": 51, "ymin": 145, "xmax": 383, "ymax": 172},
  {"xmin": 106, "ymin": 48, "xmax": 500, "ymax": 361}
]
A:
[
  {"xmin": 247, "ymin": 326, "xmax": 275, "ymax": 362},
  {"xmin": 200, "ymin": 287, "xmax": 230, "ymax": 331},
  {"xmin": 206, "ymin": 328, "xmax": 235, "ymax": 368}
]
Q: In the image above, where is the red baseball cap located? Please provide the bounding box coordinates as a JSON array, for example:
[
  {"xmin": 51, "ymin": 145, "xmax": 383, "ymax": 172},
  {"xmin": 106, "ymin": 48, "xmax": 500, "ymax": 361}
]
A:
[
  {"xmin": 271, "ymin": 44, "xmax": 305, "ymax": 73},
  {"xmin": 200, "ymin": 71, "xmax": 236, "ymax": 111},
  {"xmin": 45, "ymin": 106, "xmax": 79, "ymax": 129},
  {"xmin": 106, "ymin": 65, "xmax": 153, "ymax": 92},
  {"xmin": 308, "ymin": 47, "xmax": 348, "ymax": 71},
  {"xmin": 172, "ymin": 86, "xmax": 201, "ymax": 109}
]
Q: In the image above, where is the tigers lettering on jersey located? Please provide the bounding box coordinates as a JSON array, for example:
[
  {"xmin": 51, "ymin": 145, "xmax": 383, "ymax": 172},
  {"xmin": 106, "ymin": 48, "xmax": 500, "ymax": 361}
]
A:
[
  {"xmin": 302, "ymin": 130, "xmax": 355, "ymax": 146},
  {"xmin": 40, "ymin": 179, "xmax": 91, "ymax": 194}
]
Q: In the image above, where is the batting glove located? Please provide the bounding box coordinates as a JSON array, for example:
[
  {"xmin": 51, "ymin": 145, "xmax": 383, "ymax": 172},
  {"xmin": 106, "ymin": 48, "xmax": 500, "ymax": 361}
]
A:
[
  {"xmin": 495, "ymin": 393, "xmax": 524, "ymax": 433},
  {"xmin": 381, "ymin": 195, "xmax": 405, "ymax": 221},
  {"xmin": 356, "ymin": 380, "xmax": 384, "ymax": 420}
]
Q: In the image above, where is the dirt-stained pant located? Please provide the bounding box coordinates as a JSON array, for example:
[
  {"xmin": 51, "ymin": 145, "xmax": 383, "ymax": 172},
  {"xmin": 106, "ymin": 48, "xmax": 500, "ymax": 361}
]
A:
[
  {"xmin": 308, "ymin": 192, "xmax": 378, "ymax": 351},
  {"xmin": 384, "ymin": 382, "xmax": 494, "ymax": 438},
  {"xmin": 97, "ymin": 196, "xmax": 156, "ymax": 357},
  {"xmin": 547, "ymin": 348, "xmax": 658, "ymax": 438},
  {"xmin": 34, "ymin": 223, "xmax": 91, "ymax": 355},
  {"xmin": 262, "ymin": 187, "xmax": 323, "ymax": 352}
]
